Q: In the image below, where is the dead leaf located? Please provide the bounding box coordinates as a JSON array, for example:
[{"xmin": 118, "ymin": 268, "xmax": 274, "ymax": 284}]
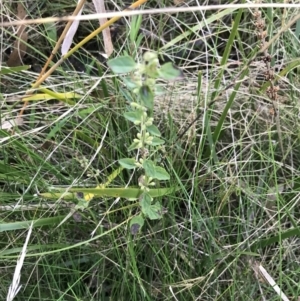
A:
[
  {"xmin": 17, "ymin": 2, "xmax": 26, "ymax": 19},
  {"xmin": 92, "ymin": 0, "xmax": 113, "ymax": 57},
  {"xmin": 1, "ymin": 117, "xmax": 23, "ymax": 130},
  {"xmin": 6, "ymin": 31, "xmax": 28, "ymax": 67},
  {"xmin": 6, "ymin": 3, "xmax": 28, "ymax": 67},
  {"xmin": 61, "ymin": 0, "xmax": 84, "ymax": 55},
  {"xmin": 174, "ymin": 0, "xmax": 185, "ymax": 5}
]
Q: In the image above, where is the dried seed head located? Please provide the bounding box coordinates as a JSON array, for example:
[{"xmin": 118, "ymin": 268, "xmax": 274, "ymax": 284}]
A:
[
  {"xmin": 255, "ymin": 20, "xmax": 265, "ymax": 30},
  {"xmin": 266, "ymin": 86, "xmax": 279, "ymax": 100},
  {"xmin": 261, "ymin": 30, "xmax": 267, "ymax": 39},
  {"xmin": 253, "ymin": 10, "xmax": 261, "ymax": 19},
  {"xmin": 263, "ymin": 55, "xmax": 272, "ymax": 63},
  {"xmin": 259, "ymin": 41, "xmax": 264, "ymax": 49},
  {"xmin": 257, "ymin": 31, "xmax": 267, "ymax": 40},
  {"xmin": 268, "ymin": 69, "xmax": 275, "ymax": 80},
  {"xmin": 264, "ymin": 69, "xmax": 275, "ymax": 81}
]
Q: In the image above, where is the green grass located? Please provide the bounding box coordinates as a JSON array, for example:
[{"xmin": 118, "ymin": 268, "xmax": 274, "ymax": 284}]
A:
[{"xmin": 2, "ymin": 1, "xmax": 300, "ymax": 300}]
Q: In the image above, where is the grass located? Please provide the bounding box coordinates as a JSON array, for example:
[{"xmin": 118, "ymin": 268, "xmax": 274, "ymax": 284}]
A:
[{"xmin": 2, "ymin": 0, "xmax": 300, "ymax": 300}]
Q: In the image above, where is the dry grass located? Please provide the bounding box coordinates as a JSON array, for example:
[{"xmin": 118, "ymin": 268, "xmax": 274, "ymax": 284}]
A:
[{"xmin": 2, "ymin": 1, "xmax": 300, "ymax": 300}]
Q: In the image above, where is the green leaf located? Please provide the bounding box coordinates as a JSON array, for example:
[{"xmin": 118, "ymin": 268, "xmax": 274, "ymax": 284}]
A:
[
  {"xmin": 140, "ymin": 192, "xmax": 152, "ymax": 215},
  {"xmin": 211, "ymin": 8, "xmax": 242, "ymax": 100},
  {"xmin": 130, "ymin": 15, "xmax": 143, "ymax": 43},
  {"xmin": 142, "ymin": 160, "xmax": 170, "ymax": 180},
  {"xmin": 296, "ymin": 19, "xmax": 300, "ymax": 37},
  {"xmin": 44, "ymin": 22, "xmax": 57, "ymax": 46},
  {"xmin": 146, "ymin": 202, "xmax": 163, "ymax": 220},
  {"xmin": 154, "ymin": 166, "xmax": 170, "ymax": 180},
  {"xmin": 124, "ymin": 111, "xmax": 143, "ymax": 123},
  {"xmin": 129, "ymin": 215, "xmax": 144, "ymax": 235},
  {"xmin": 251, "ymin": 227, "xmax": 300, "ymax": 251},
  {"xmin": 0, "ymin": 65, "xmax": 30, "ymax": 75},
  {"xmin": 123, "ymin": 76, "xmax": 140, "ymax": 89},
  {"xmin": 128, "ymin": 140, "xmax": 141, "ymax": 151},
  {"xmin": 146, "ymin": 124, "xmax": 161, "ymax": 136},
  {"xmin": 119, "ymin": 158, "xmax": 137, "ymax": 169},
  {"xmin": 203, "ymin": 9, "xmax": 244, "ymax": 162},
  {"xmin": 107, "ymin": 56, "xmax": 137, "ymax": 73},
  {"xmin": 76, "ymin": 198, "xmax": 90, "ymax": 209},
  {"xmin": 0, "ymin": 160, "xmax": 31, "ymax": 183},
  {"xmin": 151, "ymin": 137, "xmax": 165, "ymax": 146},
  {"xmin": 158, "ymin": 62, "xmax": 183, "ymax": 80},
  {"xmin": 0, "ymin": 216, "xmax": 66, "ymax": 232},
  {"xmin": 139, "ymin": 85, "xmax": 154, "ymax": 109},
  {"xmin": 142, "ymin": 160, "xmax": 156, "ymax": 178},
  {"xmin": 40, "ymin": 186, "xmax": 180, "ymax": 200}
]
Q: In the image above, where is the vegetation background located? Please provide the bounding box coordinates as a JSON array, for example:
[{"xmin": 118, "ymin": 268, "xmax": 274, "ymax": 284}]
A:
[{"xmin": 1, "ymin": 0, "xmax": 300, "ymax": 300}]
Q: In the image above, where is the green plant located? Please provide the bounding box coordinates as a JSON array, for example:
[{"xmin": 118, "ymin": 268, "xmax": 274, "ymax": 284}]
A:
[{"xmin": 107, "ymin": 51, "xmax": 182, "ymax": 233}]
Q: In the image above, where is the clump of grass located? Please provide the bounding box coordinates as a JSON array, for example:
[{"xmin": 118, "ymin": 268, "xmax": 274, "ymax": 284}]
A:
[{"xmin": 2, "ymin": 1, "xmax": 300, "ymax": 301}]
